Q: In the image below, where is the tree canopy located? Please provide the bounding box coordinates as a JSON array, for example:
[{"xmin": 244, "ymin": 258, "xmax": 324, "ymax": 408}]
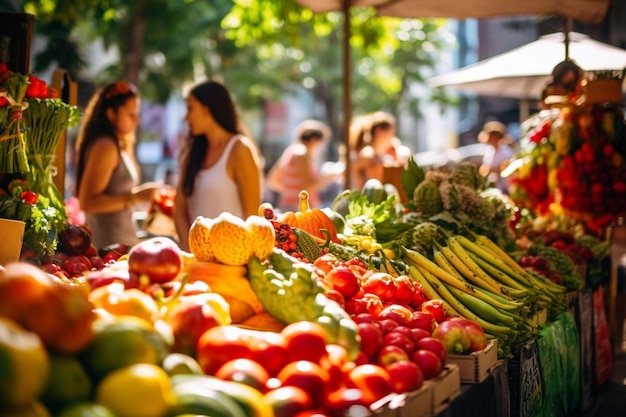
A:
[{"xmin": 1, "ymin": 0, "xmax": 454, "ymax": 145}]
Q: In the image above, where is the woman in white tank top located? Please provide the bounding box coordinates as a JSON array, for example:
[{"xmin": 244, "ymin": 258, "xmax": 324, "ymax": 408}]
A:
[{"xmin": 174, "ymin": 81, "xmax": 263, "ymax": 251}]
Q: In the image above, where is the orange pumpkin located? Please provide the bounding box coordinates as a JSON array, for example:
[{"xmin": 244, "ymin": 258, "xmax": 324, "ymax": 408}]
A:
[{"xmin": 278, "ymin": 191, "xmax": 340, "ymax": 243}]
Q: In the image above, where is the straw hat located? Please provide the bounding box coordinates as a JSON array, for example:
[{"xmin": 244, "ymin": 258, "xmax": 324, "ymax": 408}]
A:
[{"xmin": 478, "ymin": 121, "xmax": 512, "ymax": 144}]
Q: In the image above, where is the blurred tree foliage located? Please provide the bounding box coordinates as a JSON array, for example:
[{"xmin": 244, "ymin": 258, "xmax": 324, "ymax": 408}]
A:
[{"xmin": 1, "ymin": 0, "xmax": 453, "ymax": 144}]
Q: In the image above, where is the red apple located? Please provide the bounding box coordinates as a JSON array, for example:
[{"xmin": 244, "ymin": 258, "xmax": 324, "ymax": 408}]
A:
[
  {"xmin": 385, "ymin": 360, "xmax": 424, "ymax": 393},
  {"xmin": 415, "ymin": 337, "xmax": 448, "ymax": 365},
  {"xmin": 127, "ymin": 237, "xmax": 182, "ymax": 284},
  {"xmin": 382, "ymin": 331, "xmax": 415, "ymax": 355},
  {"xmin": 282, "ymin": 321, "xmax": 329, "ymax": 364},
  {"xmin": 376, "ymin": 345, "xmax": 409, "ymax": 368},
  {"xmin": 375, "ymin": 318, "xmax": 399, "ymax": 334},
  {"xmin": 357, "ymin": 322, "xmax": 384, "ymax": 360},
  {"xmin": 352, "ymin": 313, "xmax": 376, "ymax": 324},
  {"xmin": 406, "ymin": 311, "xmax": 436, "ymax": 333},
  {"xmin": 448, "ymin": 317, "xmax": 488, "ymax": 352},
  {"xmin": 411, "ymin": 349, "xmax": 443, "ymax": 380},
  {"xmin": 391, "ymin": 326, "xmax": 430, "ymax": 345},
  {"xmin": 432, "ymin": 319, "xmax": 471, "ymax": 354}
]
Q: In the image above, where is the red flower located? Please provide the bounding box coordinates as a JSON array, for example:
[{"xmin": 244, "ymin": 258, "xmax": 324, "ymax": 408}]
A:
[{"xmin": 20, "ymin": 191, "xmax": 38, "ymax": 205}]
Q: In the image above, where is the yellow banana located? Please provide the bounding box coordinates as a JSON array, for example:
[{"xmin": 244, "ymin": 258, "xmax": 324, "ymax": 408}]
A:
[{"xmin": 408, "ymin": 265, "xmax": 461, "ymax": 318}]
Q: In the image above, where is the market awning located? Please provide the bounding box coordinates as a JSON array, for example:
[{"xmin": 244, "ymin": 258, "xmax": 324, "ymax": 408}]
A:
[
  {"xmin": 297, "ymin": 0, "xmax": 610, "ymax": 23},
  {"xmin": 428, "ymin": 31, "xmax": 626, "ymax": 100}
]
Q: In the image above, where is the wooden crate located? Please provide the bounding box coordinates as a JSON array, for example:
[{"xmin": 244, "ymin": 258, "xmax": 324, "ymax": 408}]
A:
[
  {"xmin": 393, "ymin": 383, "xmax": 433, "ymax": 417},
  {"xmin": 427, "ymin": 363, "xmax": 461, "ymax": 415},
  {"xmin": 447, "ymin": 339, "xmax": 499, "ymax": 384}
]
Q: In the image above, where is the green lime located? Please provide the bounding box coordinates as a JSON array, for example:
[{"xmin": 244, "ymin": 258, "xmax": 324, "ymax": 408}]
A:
[
  {"xmin": 55, "ymin": 402, "xmax": 117, "ymax": 417},
  {"xmin": 39, "ymin": 352, "xmax": 92, "ymax": 412},
  {"xmin": 79, "ymin": 316, "xmax": 169, "ymax": 381}
]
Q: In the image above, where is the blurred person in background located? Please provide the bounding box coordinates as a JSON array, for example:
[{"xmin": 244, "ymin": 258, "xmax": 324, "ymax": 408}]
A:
[
  {"xmin": 478, "ymin": 119, "xmax": 514, "ymax": 193},
  {"xmin": 266, "ymin": 119, "xmax": 341, "ymax": 212},
  {"xmin": 75, "ymin": 81, "xmax": 159, "ymax": 249},
  {"xmin": 174, "ymin": 80, "xmax": 262, "ymax": 250},
  {"xmin": 349, "ymin": 111, "xmax": 411, "ymax": 189}
]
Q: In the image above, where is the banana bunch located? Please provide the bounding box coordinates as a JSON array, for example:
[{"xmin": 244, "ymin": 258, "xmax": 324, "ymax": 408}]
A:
[{"xmin": 402, "ymin": 229, "xmax": 566, "ymax": 359}]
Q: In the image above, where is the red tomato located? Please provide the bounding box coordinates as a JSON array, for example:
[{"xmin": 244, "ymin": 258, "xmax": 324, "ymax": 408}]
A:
[
  {"xmin": 376, "ymin": 304, "xmax": 413, "ymax": 326},
  {"xmin": 215, "ymin": 358, "xmax": 270, "ymax": 392},
  {"xmin": 20, "ymin": 190, "xmax": 38, "ymax": 205},
  {"xmin": 345, "ymin": 292, "xmax": 384, "ymax": 317},
  {"xmin": 361, "ymin": 272, "xmax": 397, "ymax": 302},
  {"xmin": 411, "ymin": 349, "xmax": 443, "ymax": 380},
  {"xmin": 322, "ymin": 344, "xmax": 349, "ymax": 391},
  {"xmin": 346, "ymin": 364, "xmax": 393, "ymax": 406},
  {"xmin": 386, "ymin": 360, "xmax": 423, "ymax": 393},
  {"xmin": 324, "ymin": 265, "xmax": 360, "ymax": 299},
  {"xmin": 252, "ymin": 331, "xmax": 289, "ymax": 377},
  {"xmin": 167, "ymin": 300, "xmax": 221, "ymax": 356},
  {"xmin": 325, "ymin": 387, "xmax": 370, "ymax": 416},
  {"xmin": 264, "ymin": 385, "xmax": 313, "ymax": 417},
  {"xmin": 277, "ymin": 361, "xmax": 331, "ymax": 408},
  {"xmin": 281, "ymin": 321, "xmax": 329, "ymax": 363},
  {"xmin": 420, "ymin": 299, "xmax": 446, "ymax": 323},
  {"xmin": 195, "ymin": 326, "xmax": 255, "ymax": 375},
  {"xmin": 313, "ymin": 253, "xmax": 341, "ymax": 275},
  {"xmin": 392, "ymin": 275, "xmax": 415, "ymax": 304}
]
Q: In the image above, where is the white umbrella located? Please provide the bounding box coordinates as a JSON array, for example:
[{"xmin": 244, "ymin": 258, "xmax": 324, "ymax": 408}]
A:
[{"xmin": 428, "ymin": 31, "xmax": 626, "ymax": 100}]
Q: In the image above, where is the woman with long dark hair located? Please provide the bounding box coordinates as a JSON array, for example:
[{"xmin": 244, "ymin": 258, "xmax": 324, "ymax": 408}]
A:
[
  {"xmin": 75, "ymin": 81, "xmax": 158, "ymax": 248},
  {"xmin": 173, "ymin": 80, "xmax": 262, "ymax": 250}
]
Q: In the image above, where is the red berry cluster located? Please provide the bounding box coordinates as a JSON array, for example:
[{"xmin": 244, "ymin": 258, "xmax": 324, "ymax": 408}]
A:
[{"xmin": 263, "ymin": 207, "xmax": 307, "ymax": 261}]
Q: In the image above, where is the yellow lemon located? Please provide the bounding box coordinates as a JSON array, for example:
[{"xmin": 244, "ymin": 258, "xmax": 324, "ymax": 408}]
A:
[
  {"xmin": 95, "ymin": 363, "xmax": 174, "ymax": 417},
  {"xmin": 0, "ymin": 317, "xmax": 50, "ymax": 409}
]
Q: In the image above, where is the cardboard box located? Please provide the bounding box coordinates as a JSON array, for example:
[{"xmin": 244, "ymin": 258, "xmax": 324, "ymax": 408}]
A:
[
  {"xmin": 580, "ymin": 79, "xmax": 623, "ymax": 104},
  {"xmin": 428, "ymin": 363, "xmax": 461, "ymax": 415},
  {"xmin": 371, "ymin": 394, "xmax": 398, "ymax": 417},
  {"xmin": 447, "ymin": 339, "xmax": 499, "ymax": 384}
]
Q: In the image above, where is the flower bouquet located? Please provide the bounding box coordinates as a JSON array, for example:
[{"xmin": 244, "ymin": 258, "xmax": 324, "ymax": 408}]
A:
[{"xmin": 0, "ymin": 63, "xmax": 80, "ymax": 259}]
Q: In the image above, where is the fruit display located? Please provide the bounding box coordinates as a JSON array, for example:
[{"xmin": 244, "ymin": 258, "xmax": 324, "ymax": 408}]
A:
[{"xmin": 0, "ymin": 147, "xmax": 614, "ymax": 416}]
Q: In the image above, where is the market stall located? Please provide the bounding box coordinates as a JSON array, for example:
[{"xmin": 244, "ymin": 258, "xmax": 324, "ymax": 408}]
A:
[{"xmin": 1, "ymin": 14, "xmax": 625, "ymax": 417}]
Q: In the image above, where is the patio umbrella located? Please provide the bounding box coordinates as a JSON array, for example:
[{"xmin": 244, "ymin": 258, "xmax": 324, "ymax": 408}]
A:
[
  {"xmin": 428, "ymin": 31, "xmax": 626, "ymax": 101},
  {"xmin": 294, "ymin": 0, "xmax": 612, "ymax": 186}
]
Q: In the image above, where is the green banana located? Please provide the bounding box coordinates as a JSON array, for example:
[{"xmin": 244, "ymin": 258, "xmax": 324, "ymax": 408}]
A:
[
  {"xmin": 410, "ymin": 246, "xmax": 521, "ymax": 312},
  {"xmin": 444, "ymin": 283, "xmax": 518, "ymax": 326},
  {"xmin": 408, "ymin": 265, "xmax": 462, "ymax": 318},
  {"xmin": 167, "ymin": 379, "xmax": 249, "ymax": 417},
  {"xmin": 410, "ymin": 264, "xmax": 513, "ymax": 336},
  {"xmin": 446, "ymin": 236, "xmax": 518, "ymax": 296}
]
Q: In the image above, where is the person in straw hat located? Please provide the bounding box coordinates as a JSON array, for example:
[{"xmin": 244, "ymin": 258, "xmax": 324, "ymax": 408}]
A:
[{"xmin": 478, "ymin": 119, "xmax": 514, "ymax": 193}]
